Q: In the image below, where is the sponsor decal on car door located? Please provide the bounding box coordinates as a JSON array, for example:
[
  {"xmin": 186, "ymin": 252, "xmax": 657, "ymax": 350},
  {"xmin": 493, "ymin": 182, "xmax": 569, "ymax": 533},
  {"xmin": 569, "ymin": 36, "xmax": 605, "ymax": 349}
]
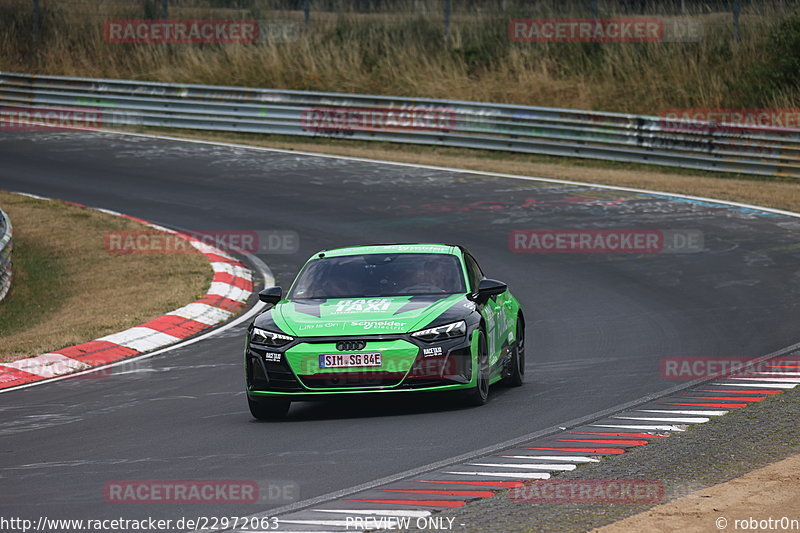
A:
[{"xmin": 483, "ymin": 292, "xmax": 509, "ymax": 366}]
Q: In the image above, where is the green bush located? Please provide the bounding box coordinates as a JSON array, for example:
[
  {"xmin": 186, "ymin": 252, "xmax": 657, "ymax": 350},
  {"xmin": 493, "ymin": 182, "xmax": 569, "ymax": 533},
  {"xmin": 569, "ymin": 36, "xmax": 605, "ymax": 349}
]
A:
[{"xmin": 735, "ymin": 10, "xmax": 800, "ymax": 107}]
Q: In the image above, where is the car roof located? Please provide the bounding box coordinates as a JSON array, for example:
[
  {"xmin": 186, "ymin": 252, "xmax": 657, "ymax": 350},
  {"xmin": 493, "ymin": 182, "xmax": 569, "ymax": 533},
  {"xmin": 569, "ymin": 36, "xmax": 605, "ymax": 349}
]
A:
[{"xmin": 316, "ymin": 243, "xmax": 460, "ymax": 258}]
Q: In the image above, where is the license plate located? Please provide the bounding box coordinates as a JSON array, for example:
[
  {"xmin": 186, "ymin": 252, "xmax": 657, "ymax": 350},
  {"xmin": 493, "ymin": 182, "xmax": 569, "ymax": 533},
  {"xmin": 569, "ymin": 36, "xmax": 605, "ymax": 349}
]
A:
[{"xmin": 319, "ymin": 353, "xmax": 382, "ymax": 368}]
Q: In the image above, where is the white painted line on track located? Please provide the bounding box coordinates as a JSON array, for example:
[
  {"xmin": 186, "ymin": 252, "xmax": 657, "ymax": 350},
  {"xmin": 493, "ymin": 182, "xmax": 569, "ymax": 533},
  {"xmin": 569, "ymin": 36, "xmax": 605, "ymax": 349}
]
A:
[
  {"xmin": 500, "ymin": 456, "xmax": 600, "ymax": 463},
  {"xmin": 16, "ymin": 191, "xmax": 49, "ymax": 200},
  {"xmin": 638, "ymin": 409, "xmax": 727, "ymax": 416},
  {"xmin": 712, "ymin": 382, "xmax": 797, "ymax": 388},
  {"xmin": 312, "ymin": 510, "xmax": 432, "ymax": 517},
  {"xmin": 444, "ymin": 471, "xmax": 551, "ymax": 479},
  {"xmin": 591, "ymin": 424, "xmax": 686, "ymax": 432},
  {"xmin": 729, "ymin": 377, "xmax": 800, "ymax": 383},
  {"xmin": 278, "ymin": 519, "xmax": 371, "ymax": 528},
  {"xmin": 468, "ymin": 463, "xmax": 576, "ymax": 471},
  {"xmin": 613, "ymin": 416, "xmax": 710, "ymax": 423}
]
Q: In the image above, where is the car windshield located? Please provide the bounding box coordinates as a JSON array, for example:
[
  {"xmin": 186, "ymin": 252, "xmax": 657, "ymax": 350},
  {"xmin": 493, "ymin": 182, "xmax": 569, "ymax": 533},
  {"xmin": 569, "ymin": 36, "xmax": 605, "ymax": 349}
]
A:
[{"xmin": 289, "ymin": 253, "xmax": 466, "ymax": 299}]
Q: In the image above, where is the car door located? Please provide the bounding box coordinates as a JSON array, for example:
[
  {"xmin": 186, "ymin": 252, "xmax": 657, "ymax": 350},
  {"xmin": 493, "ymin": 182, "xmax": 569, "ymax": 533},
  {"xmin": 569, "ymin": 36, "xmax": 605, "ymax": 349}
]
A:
[{"xmin": 464, "ymin": 252, "xmax": 506, "ymax": 366}]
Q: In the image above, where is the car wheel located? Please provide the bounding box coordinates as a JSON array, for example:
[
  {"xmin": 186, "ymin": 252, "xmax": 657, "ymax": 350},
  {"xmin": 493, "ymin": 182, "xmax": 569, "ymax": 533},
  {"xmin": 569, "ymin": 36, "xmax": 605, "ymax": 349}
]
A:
[
  {"xmin": 247, "ymin": 395, "xmax": 291, "ymax": 420},
  {"xmin": 463, "ymin": 330, "xmax": 490, "ymax": 406},
  {"xmin": 502, "ymin": 317, "xmax": 524, "ymax": 387}
]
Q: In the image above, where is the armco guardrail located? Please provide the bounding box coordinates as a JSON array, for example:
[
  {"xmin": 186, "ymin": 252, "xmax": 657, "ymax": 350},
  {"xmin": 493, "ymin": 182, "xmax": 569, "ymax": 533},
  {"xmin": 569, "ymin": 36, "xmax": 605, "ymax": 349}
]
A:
[
  {"xmin": 0, "ymin": 208, "xmax": 13, "ymax": 303},
  {"xmin": 1, "ymin": 72, "xmax": 799, "ymax": 178}
]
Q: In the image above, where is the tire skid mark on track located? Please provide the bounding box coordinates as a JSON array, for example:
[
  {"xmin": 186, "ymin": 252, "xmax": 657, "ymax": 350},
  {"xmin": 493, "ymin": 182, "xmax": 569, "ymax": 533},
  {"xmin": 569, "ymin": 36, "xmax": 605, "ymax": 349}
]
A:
[
  {"xmin": 0, "ymin": 194, "xmax": 256, "ymax": 391},
  {"xmin": 265, "ymin": 361, "xmax": 798, "ymax": 533}
]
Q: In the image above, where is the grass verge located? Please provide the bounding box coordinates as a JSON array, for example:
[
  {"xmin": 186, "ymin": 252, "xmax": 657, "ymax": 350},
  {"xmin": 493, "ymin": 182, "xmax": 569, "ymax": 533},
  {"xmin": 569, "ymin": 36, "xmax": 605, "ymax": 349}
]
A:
[{"xmin": 0, "ymin": 191, "xmax": 211, "ymax": 361}]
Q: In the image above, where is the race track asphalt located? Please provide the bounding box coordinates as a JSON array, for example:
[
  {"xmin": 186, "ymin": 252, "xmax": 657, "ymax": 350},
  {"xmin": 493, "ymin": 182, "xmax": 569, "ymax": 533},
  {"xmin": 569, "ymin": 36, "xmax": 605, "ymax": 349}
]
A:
[{"xmin": 1, "ymin": 130, "xmax": 798, "ymax": 526}]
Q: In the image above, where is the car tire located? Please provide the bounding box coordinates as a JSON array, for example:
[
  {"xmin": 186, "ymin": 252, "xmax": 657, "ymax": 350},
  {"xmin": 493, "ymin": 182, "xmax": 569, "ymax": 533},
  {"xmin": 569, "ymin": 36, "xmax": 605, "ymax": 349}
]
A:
[
  {"xmin": 247, "ymin": 395, "xmax": 291, "ymax": 420},
  {"xmin": 502, "ymin": 317, "xmax": 524, "ymax": 387},
  {"xmin": 462, "ymin": 330, "xmax": 490, "ymax": 406}
]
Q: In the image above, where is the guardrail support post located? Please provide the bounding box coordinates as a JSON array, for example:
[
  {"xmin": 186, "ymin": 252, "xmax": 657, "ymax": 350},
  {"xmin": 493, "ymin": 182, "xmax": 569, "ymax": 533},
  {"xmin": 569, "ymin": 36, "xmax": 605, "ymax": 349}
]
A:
[
  {"xmin": 161, "ymin": 0, "xmax": 168, "ymax": 20},
  {"xmin": 732, "ymin": 0, "xmax": 741, "ymax": 43},
  {"xmin": 304, "ymin": 0, "xmax": 311, "ymax": 29},
  {"xmin": 443, "ymin": 0, "xmax": 451, "ymax": 41},
  {"xmin": 32, "ymin": 0, "xmax": 40, "ymax": 48}
]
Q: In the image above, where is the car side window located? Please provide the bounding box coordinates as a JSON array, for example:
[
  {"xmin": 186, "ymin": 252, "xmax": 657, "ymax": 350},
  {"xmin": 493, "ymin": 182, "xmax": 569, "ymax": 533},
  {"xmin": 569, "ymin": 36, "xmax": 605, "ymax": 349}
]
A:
[{"xmin": 464, "ymin": 253, "xmax": 484, "ymax": 291}]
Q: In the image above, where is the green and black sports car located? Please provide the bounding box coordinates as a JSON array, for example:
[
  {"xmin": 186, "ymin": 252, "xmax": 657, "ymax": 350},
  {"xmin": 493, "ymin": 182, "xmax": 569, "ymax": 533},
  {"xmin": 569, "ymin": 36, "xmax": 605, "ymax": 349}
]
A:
[{"xmin": 244, "ymin": 244, "xmax": 525, "ymax": 419}]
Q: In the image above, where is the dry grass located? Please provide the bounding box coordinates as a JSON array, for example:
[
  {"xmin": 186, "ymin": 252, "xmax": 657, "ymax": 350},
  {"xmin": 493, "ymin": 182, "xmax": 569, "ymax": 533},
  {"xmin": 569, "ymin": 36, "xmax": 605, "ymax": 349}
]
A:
[
  {"xmin": 0, "ymin": 191, "xmax": 211, "ymax": 361},
  {"xmin": 150, "ymin": 128, "xmax": 800, "ymax": 214},
  {"xmin": 594, "ymin": 453, "xmax": 800, "ymax": 533},
  {"xmin": 2, "ymin": 1, "xmax": 799, "ymax": 113}
]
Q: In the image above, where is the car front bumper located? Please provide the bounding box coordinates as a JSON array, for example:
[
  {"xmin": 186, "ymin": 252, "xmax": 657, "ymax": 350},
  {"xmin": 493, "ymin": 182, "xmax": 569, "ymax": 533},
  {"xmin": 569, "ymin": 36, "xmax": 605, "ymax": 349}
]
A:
[{"xmin": 245, "ymin": 331, "xmax": 476, "ymax": 398}]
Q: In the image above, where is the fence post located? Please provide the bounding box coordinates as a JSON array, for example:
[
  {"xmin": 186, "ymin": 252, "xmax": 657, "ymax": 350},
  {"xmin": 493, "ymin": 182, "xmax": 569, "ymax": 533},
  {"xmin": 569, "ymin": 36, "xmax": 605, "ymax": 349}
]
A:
[
  {"xmin": 162, "ymin": 0, "xmax": 169, "ymax": 19},
  {"xmin": 443, "ymin": 0, "xmax": 451, "ymax": 41},
  {"xmin": 591, "ymin": 0, "xmax": 599, "ymax": 20},
  {"xmin": 32, "ymin": 0, "xmax": 40, "ymax": 48},
  {"xmin": 304, "ymin": 0, "xmax": 311, "ymax": 29},
  {"xmin": 732, "ymin": 0, "xmax": 741, "ymax": 43}
]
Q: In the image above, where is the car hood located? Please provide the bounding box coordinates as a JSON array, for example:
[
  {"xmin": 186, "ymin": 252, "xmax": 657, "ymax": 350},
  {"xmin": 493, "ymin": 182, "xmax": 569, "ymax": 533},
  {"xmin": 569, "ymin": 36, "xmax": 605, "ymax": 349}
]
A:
[{"xmin": 271, "ymin": 294, "xmax": 466, "ymax": 337}]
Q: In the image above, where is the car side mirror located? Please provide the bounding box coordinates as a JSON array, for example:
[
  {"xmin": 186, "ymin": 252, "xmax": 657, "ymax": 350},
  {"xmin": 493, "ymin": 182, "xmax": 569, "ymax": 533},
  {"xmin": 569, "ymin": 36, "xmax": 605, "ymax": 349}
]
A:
[
  {"xmin": 258, "ymin": 286, "xmax": 283, "ymax": 305},
  {"xmin": 469, "ymin": 278, "xmax": 508, "ymax": 303}
]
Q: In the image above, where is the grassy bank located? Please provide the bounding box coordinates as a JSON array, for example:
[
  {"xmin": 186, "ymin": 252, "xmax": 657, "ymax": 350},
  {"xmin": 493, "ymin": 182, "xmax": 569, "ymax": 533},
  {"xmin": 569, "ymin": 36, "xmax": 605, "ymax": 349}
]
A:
[
  {"xmin": 1, "ymin": 1, "xmax": 800, "ymax": 114},
  {"xmin": 0, "ymin": 191, "xmax": 210, "ymax": 360}
]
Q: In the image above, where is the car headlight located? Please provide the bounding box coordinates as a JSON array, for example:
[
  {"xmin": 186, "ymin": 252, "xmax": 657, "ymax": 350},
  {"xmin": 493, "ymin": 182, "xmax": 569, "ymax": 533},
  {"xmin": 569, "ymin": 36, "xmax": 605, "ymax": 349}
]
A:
[
  {"xmin": 250, "ymin": 327, "xmax": 294, "ymax": 347},
  {"xmin": 411, "ymin": 320, "xmax": 467, "ymax": 342}
]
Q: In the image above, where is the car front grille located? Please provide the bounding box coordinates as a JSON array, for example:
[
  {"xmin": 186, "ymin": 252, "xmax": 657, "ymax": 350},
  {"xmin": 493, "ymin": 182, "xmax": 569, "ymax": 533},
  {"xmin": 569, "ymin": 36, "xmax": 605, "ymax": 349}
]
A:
[{"xmin": 296, "ymin": 372, "xmax": 406, "ymax": 389}]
